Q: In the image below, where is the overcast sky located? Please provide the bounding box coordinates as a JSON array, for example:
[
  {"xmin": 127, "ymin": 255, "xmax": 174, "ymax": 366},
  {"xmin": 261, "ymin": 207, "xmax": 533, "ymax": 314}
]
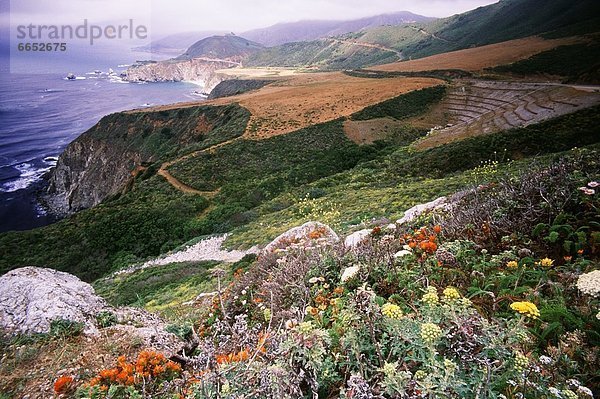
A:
[{"xmin": 3, "ymin": 0, "xmax": 499, "ymax": 38}]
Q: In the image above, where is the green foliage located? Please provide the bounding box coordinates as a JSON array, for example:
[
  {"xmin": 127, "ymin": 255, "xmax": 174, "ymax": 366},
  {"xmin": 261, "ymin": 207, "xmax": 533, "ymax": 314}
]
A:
[
  {"xmin": 87, "ymin": 103, "xmax": 250, "ymax": 161},
  {"xmin": 96, "ymin": 311, "xmax": 118, "ymax": 328},
  {"xmin": 167, "ymin": 119, "xmax": 383, "ymax": 235},
  {"xmin": 165, "ymin": 323, "xmax": 193, "ymax": 340},
  {"xmin": 49, "ymin": 319, "xmax": 84, "ymax": 338},
  {"xmin": 247, "ymin": 39, "xmax": 398, "ymax": 69},
  {"xmin": 94, "ymin": 260, "xmax": 218, "ymax": 307},
  {"xmin": 350, "ymin": 86, "xmax": 446, "ymax": 121},
  {"xmin": 208, "ymin": 79, "xmax": 273, "ymax": 100},
  {"xmin": 490, "ymin": 41, "xmax": 600, "ymax": 83},
  {"xmin": 400, "ymin": 0, "xmax": 600, "ymax": 59},
  {"xmin": 0, "ymin": 177, "xmax": 211, "ymax": 281}
]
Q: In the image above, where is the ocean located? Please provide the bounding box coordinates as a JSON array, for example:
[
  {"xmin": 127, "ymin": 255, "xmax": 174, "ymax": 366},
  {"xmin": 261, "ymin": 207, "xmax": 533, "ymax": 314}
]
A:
[{"xmin": 0, "ymin": 44, "xmax": 204, "ymax": 233}]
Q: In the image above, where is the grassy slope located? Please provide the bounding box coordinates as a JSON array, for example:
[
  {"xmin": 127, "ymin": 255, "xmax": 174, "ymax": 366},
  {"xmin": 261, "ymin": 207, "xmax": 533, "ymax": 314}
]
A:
[
  {"xmin": 1, "ymin": 92, "xmax": 598, "ymax": 285},
  {"xmin": 489, "ymin": 40, "xmax": 600, "ymax": 83},
  {"xmin": 224, "ymin": 105, "xmax": 600, "ymax": 249}
]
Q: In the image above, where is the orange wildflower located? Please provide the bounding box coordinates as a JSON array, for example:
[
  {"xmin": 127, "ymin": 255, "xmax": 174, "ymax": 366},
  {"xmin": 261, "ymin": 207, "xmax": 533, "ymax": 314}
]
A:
[{"xmin": 54, "ymin": 375, "xmax": 74, "ymax": 394}]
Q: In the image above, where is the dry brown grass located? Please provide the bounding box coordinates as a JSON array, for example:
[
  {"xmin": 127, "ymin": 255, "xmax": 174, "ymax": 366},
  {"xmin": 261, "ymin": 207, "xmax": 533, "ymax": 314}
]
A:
[
  {"xmin": 134, "ymin": 73, "xmax": 442, "ymax": 140},
  {"xmin": 0, "ymin": 330, "xmax": 145, "ymax": 398},
  {"xmin": 230, "ymin": 73, "xmax": 442, "ymax": 139},
  {"xmin": 373, "ymin": 36, "xmax": 583, "ymax": 73}
]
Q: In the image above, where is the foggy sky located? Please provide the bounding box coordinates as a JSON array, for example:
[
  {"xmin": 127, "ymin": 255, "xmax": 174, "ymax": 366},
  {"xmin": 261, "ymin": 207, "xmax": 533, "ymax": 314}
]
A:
[{"xmin": 3, "ymin": 0, "xmax": 499, "ymax": 38}]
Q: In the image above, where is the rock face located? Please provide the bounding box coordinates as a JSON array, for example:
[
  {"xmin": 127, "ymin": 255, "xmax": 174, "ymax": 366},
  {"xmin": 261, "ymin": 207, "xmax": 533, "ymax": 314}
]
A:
[
  {"xmin": 208, "ymin": 79, "xmax": 272, "ymax": 100},
  {"xmin": 262, "ymin": 221, "xmax": 339, "ymax": 254},
  {"xmin": 124, "ymin": 58, "xmax": 238, "ymax": 93},
  {"xmin": 46, "ymin": 134, "xmax": 141, "ymax": 215},
  {"xmin": 0, "ymin": 267, "xmax": 107, "ymax": 335},
  {"xmin": 0, "ymin": 267, "xmax": 185, "ymax": 356}
]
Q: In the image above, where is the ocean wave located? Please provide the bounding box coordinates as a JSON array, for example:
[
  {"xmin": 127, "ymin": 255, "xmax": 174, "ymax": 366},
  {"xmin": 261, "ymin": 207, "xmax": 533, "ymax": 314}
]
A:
[{"xmin": 0, "ymin": 162, "xmax": 52, "ymax": 193}]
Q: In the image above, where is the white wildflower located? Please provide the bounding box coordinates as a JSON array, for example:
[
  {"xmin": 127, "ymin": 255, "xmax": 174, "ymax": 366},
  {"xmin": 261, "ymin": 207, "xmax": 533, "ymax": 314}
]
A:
[
  {"xmin": 548, "ymin": 387, "xmax": 561, "ymax": 397},
  {"xmin": 539, "ymin": 355, "xmax": 553, "ymax": 365},
  {"xmin": 578, "ymin": 187, "xmax": 595, "ymax": 195},
  {"xmin": 394, "ymin": 250, "xmax": 412, "ymax": 258},
  {"xmin": 578, "ymin": 386, "xmax": 593, "ymax": 398},
  {"xmin": 577, "ymin": 270, "xmax": 600, "ymax": 297}
]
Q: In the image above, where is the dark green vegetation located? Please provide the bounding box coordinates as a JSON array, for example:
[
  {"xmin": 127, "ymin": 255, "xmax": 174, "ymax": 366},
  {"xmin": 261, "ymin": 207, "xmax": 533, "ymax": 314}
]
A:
[
  {"xmin": 394, "ymin": 105, "xmax": 600, "ymax": 178},
  {"xmin": 175, "ymin": 35, "xmax": 264, "ymax": 60},
  {"xmin": 247, "ymin": 0, "xmax": 600, "ymax": 70},
  {"xmin": 1, "ymin": 93, "xmax": 599, "ymax": 287},
  {"xmin": 0, "ymin": 178, "xmax": 209, "ymax": 282},
  {"xmin": 490, "ymin": 40, "xmax": 600, "ymax": 83},
  {"xmin": 87, "ymin": 103, "xmax": 250, "ymax": 162},
  {"xmin": 399, "ymin": 0, "xmax": 600, "ymax": 59},
  {"xmin": 167, "ymin": 119, "xmax": 383, "ymax": 233},
  {"xmin": 207, "ymin": 79, "xmax": 274, "ymax": 100},
  {"xmin": 344, "ymin": 69, "xmax": 472, "ymax": 81},
  {"xmin": 350, "ymin": 86, "xmax": 446, "ymax": 121}
]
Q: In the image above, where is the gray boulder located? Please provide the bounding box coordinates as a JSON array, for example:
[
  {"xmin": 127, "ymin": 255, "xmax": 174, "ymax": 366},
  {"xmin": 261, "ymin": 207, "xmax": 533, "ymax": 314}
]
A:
[
  {"xmin": 0, "ymin": 267, "xmax": 106, "ymax": 335},
  {"xmin": 262, "ymin": 221, "xmax": 339, "ymax": 254}
]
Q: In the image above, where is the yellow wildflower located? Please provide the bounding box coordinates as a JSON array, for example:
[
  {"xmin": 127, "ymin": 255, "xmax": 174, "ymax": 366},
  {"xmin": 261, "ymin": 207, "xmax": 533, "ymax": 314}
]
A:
[
  {"xmin": 381, "ymin": 303, "xmax": 403, "ymax": 319},
  {"xmin": 443, "ymin": 287, "xmax": 460, "ymax": 300},
  {"xmin": 422, "ymin": 286, "xmax": 439, "ymax": 305},
  {"xmin": 510, "ymin": 301, "xmax": 540, "ymax": 319},
  {"xmin": 506, "ymin": 260, "xmax": 518, "ymax": 269},
  {"xmin": 539, "ymin": 258, "xmax": 554, "ymax": 267},
  {"xmin": 421, "ymin": 322, "xmax": 442, "ymax": 345},
  {"xmin": 513, "ymin": 352, "xmax": 529, "ymax": 372}
]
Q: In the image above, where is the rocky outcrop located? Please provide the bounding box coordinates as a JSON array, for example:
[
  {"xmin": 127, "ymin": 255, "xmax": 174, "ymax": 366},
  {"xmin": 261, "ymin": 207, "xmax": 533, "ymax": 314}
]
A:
[
  {"xmin": 262, "ymin": 221, "xmax": 339, "ymax": 254},
  {"xmin": 0, "ymin": 267, "xmax": 184, "ymax": 356},
  {"xmin": 208, "ymin": 79, "xmax": 272, "ymax": 99},
  {"xmin": 124, "ymin": 58, "xmax": 239, "ymax": 93},
  {"xmin": 0, "ymin": 267, "xmax": 107, "ymax": 335},
  {"xmin": 46, "ymin": 134, "xmax": 141, "ymax": 215},
  {"xmin": 116, "ymin": 234, "xmax": 259, "ymax": 276}
]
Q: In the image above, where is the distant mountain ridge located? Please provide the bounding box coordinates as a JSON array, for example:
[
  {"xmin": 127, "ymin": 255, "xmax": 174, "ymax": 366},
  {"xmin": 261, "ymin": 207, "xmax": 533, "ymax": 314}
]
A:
[
  {"xmin": 247, "ymin": 0, "xmax": 600, "ymax": 69},
  {"xmin": 241, "ymin": 11, "xmax": 435, "ymax": 46}
]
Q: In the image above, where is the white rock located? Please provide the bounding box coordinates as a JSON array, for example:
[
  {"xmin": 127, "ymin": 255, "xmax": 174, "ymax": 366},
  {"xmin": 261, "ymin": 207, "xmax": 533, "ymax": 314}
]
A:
[
  {"xmin": 117, "ymin": 234, "xmax": 258, "ymax": 276},
  {"xmin": 396, "ymin": 197, "xmax": 450, "ymax": 226},
  {"xmin": 263, "ymin": 221, "xmax": 339, "ymax": 254},
  {"xmin": 0, "ymin": 267, "xmax": 107, "ymax": 335},
  {"xmin": 344, "ymin": 229, "xmax": 372, "ymax": 248},
  {"xmin": 341, "ymin": 266, "xmax": 360, "ymax": 283}
]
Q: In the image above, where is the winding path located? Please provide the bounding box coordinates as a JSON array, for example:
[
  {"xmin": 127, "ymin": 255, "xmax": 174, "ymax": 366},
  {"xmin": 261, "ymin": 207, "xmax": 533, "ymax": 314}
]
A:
[{"xmin": 156, "ymin": 137, "xmax": 243, "ymax": 196}]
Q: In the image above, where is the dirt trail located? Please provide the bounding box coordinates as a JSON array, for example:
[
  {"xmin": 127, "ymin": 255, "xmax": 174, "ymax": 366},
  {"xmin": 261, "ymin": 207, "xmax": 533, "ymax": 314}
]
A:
[
  {"xmin": 156, "ymin": 137, "xmax": 242, "ymax": 195},
  {"xmin": 330, "ymin": 39, "xmax": 402, "ymax": 58},
  {"xmin": 409, "ymin": 26, "xmax": 451, "ymax": 44}
]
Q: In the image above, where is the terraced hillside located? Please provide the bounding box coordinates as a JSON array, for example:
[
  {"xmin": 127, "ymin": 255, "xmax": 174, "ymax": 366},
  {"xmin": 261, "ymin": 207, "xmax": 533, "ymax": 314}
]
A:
[{"xmin": 415, "ymin": 80, "xmax": 600, "ymax": 149}]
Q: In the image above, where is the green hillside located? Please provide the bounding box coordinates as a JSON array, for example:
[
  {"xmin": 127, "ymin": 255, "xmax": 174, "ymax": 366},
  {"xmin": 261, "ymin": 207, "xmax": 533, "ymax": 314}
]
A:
[
  {"xmin": 248, "ymin": 0, "xmax": 600, "ymax": 69},
  {"xmin": 176, "ymin": 34, "xmax": 264, "ymax": 60}
]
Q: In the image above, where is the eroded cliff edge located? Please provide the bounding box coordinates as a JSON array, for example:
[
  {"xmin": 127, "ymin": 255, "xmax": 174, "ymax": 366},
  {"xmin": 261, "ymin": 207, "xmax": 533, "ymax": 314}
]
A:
[{"xmin": 45, "ymin": 104, "xmax": 251, "ymax": 215}]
